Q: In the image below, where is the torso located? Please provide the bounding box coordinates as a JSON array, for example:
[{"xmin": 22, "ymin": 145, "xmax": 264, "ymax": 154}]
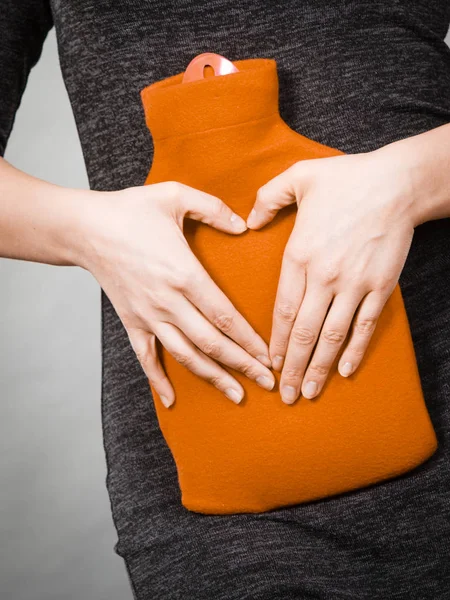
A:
[{"xmin": 49, "ymin": 1, "xmax": 450, "ymax": 596}]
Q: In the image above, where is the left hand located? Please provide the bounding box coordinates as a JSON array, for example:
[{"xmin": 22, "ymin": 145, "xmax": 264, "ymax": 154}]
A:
[{"xmin": 246, "ymin": 146, "xmax": 417, "ymax": 404}]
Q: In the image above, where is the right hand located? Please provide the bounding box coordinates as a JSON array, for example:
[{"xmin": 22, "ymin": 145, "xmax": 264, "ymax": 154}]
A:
[{"xmin": 81, "ymin": 181, "xmax": 275, "ymax": 408}]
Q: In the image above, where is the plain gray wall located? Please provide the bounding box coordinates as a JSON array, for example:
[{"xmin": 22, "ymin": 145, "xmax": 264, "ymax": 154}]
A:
[
  {"xmin": 1, "ymin": 22, "xmax": 450, "ymax": 600},
  {"xmin": 1, "ymin": 30, "xmax": 133, "ymax": 600}
]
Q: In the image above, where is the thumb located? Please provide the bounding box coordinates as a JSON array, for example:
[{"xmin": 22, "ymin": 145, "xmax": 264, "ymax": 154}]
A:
[
  {"xmin": 246, "ymin": 162, "xmax": 307, "ymax": 230},
  {"xmin": 176, "ymin": 182, "xmax": 248, "ymax": 235}
]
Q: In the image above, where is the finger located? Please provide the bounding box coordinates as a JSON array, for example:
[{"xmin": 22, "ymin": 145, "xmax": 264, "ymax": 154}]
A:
[
  {"xmin": 183, "ymin": 261, "xmax": 272, "ymax": 368},
  {"xmin": 171, "ymin": 296, "xmax": 275, "ymax": 390},
  {"xmin": 269, "ymin": 243, "xmax": 307, "ymax": 372},
  {"xmin": 338, "ymin": 291, "xmax": 385, "ymax": 378},
  {"xmin": 169, "ymin": 181, "xmax": 248, "ymax": 235},
  {"xmin": 280, "ymin": 284, "xmax": 334, "ymax": 405},
  {"xmin": 155, "ymin": 321, "xmax": 245, "ymax": 404},
  {"xmin": 301, "ymin": 292, "xmax": 362, "ymax": 399},
  {"xmin": 247, "ymin": 161, "xmax": 309, "ymax": 229},
  {"xmin": 127, "ymin": 327, "xmax": 175, "ymax": 408}
]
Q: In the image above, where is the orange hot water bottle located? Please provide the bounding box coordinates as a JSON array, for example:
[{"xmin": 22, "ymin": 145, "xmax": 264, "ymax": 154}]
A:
[{"xmin": 140, "ymin": 54, "xmax": 437, "ymax": 514}]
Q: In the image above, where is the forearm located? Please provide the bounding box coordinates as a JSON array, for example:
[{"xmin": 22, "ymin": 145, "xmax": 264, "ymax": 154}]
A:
[
  {"xmin": 0, "ymin": 157, "xmax": 96, "ymax": 267},
  {"xmin": 376, "ymin": 122, "xmax": 450, "ymax": 226}
]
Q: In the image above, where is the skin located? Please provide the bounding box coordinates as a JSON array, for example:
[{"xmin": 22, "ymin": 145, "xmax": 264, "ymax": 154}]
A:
[
  {"xmin": 1, "ymin": 123, "xmax": 449, "ymax": 408},
  {"xmin": 247, "ymin": 122, "xmax": 450, "ymax": 404},
  {"xmin": 0, "ymin": 159, "xmax": 275, "ymax": 408}
]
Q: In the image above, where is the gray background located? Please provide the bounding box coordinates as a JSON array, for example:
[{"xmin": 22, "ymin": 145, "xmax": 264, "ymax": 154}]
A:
[
  {"xmin": 0, "ymin": 30, "xmax": 133, "ymax": 600},
  {"xmin": 1, "ymin": 25, "xmax": 449, "ymax": 600}
]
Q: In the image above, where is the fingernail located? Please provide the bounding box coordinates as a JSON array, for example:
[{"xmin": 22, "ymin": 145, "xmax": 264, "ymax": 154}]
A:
[
  {"xmin": 341, "ymin": 362, "xmax": 353, "ymax": 377},
  {"xmin": 303, "ymin": 381, "xmax": 318, "ymax": 399},
  {"xmin": 281, "ymin": 385, "xmax": 297, "ymax": 404},
  {"xmin": 160, "ymin": 395, "xmax": 174, "ymax": 408},
  {"xmin": 257, "ymin": 354, "xmax": 272, "ymax": 368},
  {"xmin": 225, "ymin": 388, "xmax": 243, "ymax": 404},
  {"xmin": 256, "ymin": 375, "xmax": 275, "ymax": 391},
  {"xmin": 230, "ymin": 212, "xmax": 247, "ymax": 232},
  {"xmin": 272, "ymin": 355, "xmax": 284, "ymax": 371}
]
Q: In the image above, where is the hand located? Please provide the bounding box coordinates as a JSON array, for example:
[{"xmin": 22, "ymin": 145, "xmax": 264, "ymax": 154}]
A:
[
  {"xmin": 246, "ymin": 148, "xmax": 417, "ymax": 404},
  {"xmin": 81, "ymin": 181, "xmax": 275, "ymax": 407}
]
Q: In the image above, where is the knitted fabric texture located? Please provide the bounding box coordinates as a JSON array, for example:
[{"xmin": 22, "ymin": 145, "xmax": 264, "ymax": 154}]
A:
[{"xmin": 139, "ymin": 58, "xmax": 438, "ymax": 515}]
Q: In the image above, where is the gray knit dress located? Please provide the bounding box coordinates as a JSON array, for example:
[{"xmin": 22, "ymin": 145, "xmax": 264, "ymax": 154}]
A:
[{"xmin": 1, "ymin": 1, "xmax": 450, "ymax": 598}]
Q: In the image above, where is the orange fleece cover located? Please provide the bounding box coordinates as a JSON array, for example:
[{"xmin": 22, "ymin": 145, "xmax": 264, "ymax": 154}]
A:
[{"xmin": 140, "ymin": 58, "xmax": 438, "ymax": 515}]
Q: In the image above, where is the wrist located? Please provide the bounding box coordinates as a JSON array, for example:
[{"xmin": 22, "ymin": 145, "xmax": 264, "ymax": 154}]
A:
[
  {"xmin": 0, "ymin": 158, "xmax": 111, "ymax": 268},
  {"xmin": 49, "ymin": 188, "xmax": 107, "ymax": 271},
  {"xmin": 372, "ymin": 139, "xmax": 424, "ymax": 228},
  {"xmin": 375, "ymin": 126, "xmax": 450, "ymax": 228},
  {"xmin": 58, "ymin": 187, "xmax": 108, "ymax": 271}
]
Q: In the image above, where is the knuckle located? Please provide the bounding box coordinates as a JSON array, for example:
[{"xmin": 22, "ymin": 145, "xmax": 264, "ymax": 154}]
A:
[
  {"xmin": 210, "ymin": 196, "xmax": 227, "ymax": 219},
  {"xmin": 213, "ymin": 312, "xmax": 235, "ymax": 333},
  {"xmin": 320, "ymin": 262, "xmax": 340, "ymax": 286},
  {"xmin": 134, "ymin": 347, "xmax": 148, "ymax": 368},
  {"xmin": 256, "ymin": 186, "xmax": 277, "ymax": 212},
  {"xmin": 171, "ymin": 267, "xmax": 195, "ymax": 291},
  {"xmin": 208, "ymin": 374, "xmax": 223, "ymax": 388},
  {"xmin": 291, "ymin": 326, "xmax": 315, "ymax": 346},
  {"xmin": 271, "ymin": 338, "xmax": 287, "ymax": 352},
  {"xmin": 322, "ymin": 328, "xmax": 345, "ymax": 344},
  {"xmin": 171, "ymin": 350, "xmax": 192, "ymax": 368},
  {"xmin": 292, "ymin": 160, "xmax": 307, "ymax": 176},
  {"xmin": 234, "ymin": 359, "xmax": 253, "ymax": 376},
  {"xmin": 283, "ymin": 366, "xmax": 303, "ymax": 380},
  {"xmin": 284, "ymin": 244, "xmax": 308, "ymax": 267},
  {"xmin": 256, "ymin": 185, "xmax": 269, "ymax": 205},
  {"xmin": 355, "ymin": 317, "xmax": 377, "ymax": 335},
  {"xmin": 200, "ymin": 339, "xmax": 223, "ymax": 360},
  {"xmin": 377, "ymin": 276, "xmax": 396, "ymax": 293},
  {"xmin": 347, "ymin": 343, "xmax": 366, "ymax": 358},
  {"xmin": 147, "ymin": 373, "xmax": 161, "ymax": 389},
  {"xmin": 307, "ymin": 362, "xmax": 329, "ymax": 376},
  {"xmin": 164, "ymin": 180, "xmax": 183, "ymax": 202},
  {"xmin": 148, "ymin": 289, "xmax": 169, "ymax": 312},
  {"xmin": 275, "ymin": 302, "xmax": 298, "ymax": 323}
]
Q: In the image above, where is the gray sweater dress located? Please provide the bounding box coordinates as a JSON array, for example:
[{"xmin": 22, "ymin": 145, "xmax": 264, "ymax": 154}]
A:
[{"xmin": 1, "ymin": 1, "xmax": 450, "ymax": 598}]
